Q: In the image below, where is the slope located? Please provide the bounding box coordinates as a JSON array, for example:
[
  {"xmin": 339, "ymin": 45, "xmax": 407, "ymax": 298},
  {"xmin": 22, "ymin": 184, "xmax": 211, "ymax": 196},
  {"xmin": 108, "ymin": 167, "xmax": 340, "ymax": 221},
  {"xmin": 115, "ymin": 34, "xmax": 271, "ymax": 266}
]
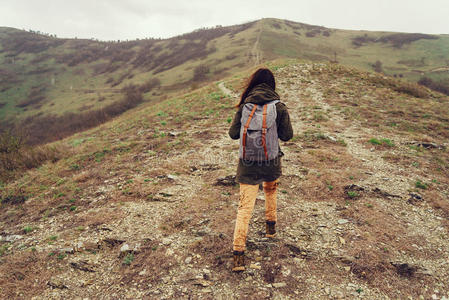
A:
[
  {"xmin": 258, "ymin": 18, "xmax": 449, "ymax": 83},
  {"xmin": 0, "ymin": 59, "xmax": 448, "ymax": 299},
  {"xmin": 2, "ymin": 17, "xmax": 449, "ymax": 137},
  {"xmin": 0, "ymin": 22, "xmax": 258, "ymax": 123}
]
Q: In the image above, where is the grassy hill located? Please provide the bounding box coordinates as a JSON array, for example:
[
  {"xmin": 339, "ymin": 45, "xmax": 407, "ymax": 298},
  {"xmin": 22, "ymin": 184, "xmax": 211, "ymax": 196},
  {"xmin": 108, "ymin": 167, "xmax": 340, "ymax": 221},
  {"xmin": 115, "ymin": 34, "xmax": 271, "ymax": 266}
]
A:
[
  {"xmin": 1, "ymin": 18, "xmax": 449, "ymax": 145},
  {"xmin": 0, "ymin": 59, "xmax": 448, "ymax": 298},
  {"xmin": 0, "ymin": 21, "xmax": 258, "ymax": 124}
]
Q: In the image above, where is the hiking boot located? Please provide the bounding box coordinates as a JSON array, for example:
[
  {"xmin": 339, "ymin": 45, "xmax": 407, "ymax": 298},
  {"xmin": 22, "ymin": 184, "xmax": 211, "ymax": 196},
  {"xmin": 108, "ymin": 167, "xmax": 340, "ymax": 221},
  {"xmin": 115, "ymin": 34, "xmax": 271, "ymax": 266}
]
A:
[
  {"xmin": 266, "ymin": 221, "xmax": 276, "ymax": 238},
  {"xmin": 232, "ymin": 251, "xmax": 245, "ymax": 272}
]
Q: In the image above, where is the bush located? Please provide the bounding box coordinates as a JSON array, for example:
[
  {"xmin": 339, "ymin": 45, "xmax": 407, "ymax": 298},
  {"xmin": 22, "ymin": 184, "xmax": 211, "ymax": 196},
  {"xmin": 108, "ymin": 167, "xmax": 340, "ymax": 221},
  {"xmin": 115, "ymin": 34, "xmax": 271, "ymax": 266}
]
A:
[
  {"xmin": 0, "ymin": 130, "xmax": 63, "ymax": 182},
  {"xmin": 418, "ymin": 77, "xmax": 449, "ymax": 96},
  {"xmin": 372, "ymin": 61, "xmax": 383, "ymax": 73},
  {"xmin": 3, "ymin": 86, "xmax": 144, "ymax": 146},
  {"xmin": 193, "ymin": 65, "xmax": 210, "ymax": 82}
]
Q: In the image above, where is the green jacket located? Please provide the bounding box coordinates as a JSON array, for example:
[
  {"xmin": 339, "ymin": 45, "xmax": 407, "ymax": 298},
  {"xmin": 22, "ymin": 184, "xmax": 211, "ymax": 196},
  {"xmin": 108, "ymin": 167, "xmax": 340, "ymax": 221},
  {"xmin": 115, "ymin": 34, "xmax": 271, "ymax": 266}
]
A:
[{"xmin": 228, "ymin": 83, "xmax": 294, "ymax": 185}]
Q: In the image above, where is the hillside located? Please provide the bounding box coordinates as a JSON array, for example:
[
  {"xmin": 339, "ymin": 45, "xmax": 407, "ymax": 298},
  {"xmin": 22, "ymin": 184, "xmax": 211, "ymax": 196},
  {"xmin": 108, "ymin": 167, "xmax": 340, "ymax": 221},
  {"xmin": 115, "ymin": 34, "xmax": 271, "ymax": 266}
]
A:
[
  {"xmin": 0, "ymin": 21, "xmax": 258, "ymax": 125},
  {"xmin": 1, "ymin": 18, "xmax": 449, "ymax": 144},
  {"xmin": 1, "ymin": 59, "xmax": 448, "ymax": 298}
]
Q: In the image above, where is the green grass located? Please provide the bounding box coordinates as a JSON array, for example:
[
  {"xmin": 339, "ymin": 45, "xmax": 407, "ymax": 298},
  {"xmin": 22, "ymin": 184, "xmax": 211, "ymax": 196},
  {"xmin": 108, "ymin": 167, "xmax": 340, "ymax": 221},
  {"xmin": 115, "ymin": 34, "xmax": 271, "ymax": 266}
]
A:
[
  {"xmin": 123, "ymin": 253, "xmax": 134, "ymax": 265},
  {"xmin": 23, "ymin": 226, "xmax": 33, "ymax": 234},
  {"xmin": 347, "ymin": 191, "xmax": 359, "ymax": 198},
  {"xmin": 369, "ymin": 137, "xmax": 395, "ymax": 147},
  {"xmin": 415, "ymin": 180, "xmax": 428, "ymax": 190}
]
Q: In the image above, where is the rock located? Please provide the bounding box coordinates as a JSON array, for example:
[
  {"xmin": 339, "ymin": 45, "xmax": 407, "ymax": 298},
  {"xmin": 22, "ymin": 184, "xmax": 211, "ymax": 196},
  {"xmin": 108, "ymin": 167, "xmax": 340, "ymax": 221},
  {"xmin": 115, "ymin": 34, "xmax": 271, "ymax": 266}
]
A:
[
  {"xmin": 60, "ymin": 247, "xmax": 74, "ymax": 254},
  {"xmin": 203, "ymin": 268, "xmax": 211, "ymax": 275},
  {"xmin": 337, "ymin": 219, "xmax": 349, "ymax": 225},
  {"xmin": 250, "ymin": 263, "xmax": 261, "ymax": 270},
  {"xmin": 372, "ymin": 188, "xmax": 401, "ymax": 199},
  {"xmin": 0, "ymin": 235, "xmax": 23, "ymax": 242},
  {"xmin": 194, "ymin": 279, "xmax": 212, "ymax": 287},
  {"xmin": 103, "ymin": 238, "xmax": 124, "ymax": 247},
  {"xmin": 120, "ymin": 244, "xmax": 130, "ymax": 253},
  {"xmin": 83, "ymin": 241, "xmax": 100, "ymax": 252},
  {"xmin": 344, "ymin": 266, "xmax": 351, "ymax": 272},
  {"xmin": 162, "ymin": 238, "xmax": 171, "ymax": 246},
  {"xmin": 325, "ymin": 287, "xmax": 331, "ymax": 294},
  {"xmin": 338, "ymin": 237, "xmax": 346, "ymax": 245},
  {"xmin": 139, "ymin": 269, "xmax": 147, "ymax": 276},
  {"xmin": 407, "ymin": 193, "xmax": 423, "ymax": 205},
  {"xmin": 47, "ymin": 279, "xmax": 68, "ymax": 289},
  {"xmin": 167, "ymin": 174, "xmax": 177, "ymax": 180},
  {"xmin": 166, "ymin": 249, "xmax": 174, "ymax": 256},
  {"xmin": 70, "ymin": 260, "xmax": 96, "ymax": 273},
  {"xmin": 185, "ymin": 257, "xmax": 192, "ymax": 264},
  {"xmin": 273, "ymin": 282, "xmax": 287, "ymax": 288},
  {"xmin": 214, "ymin": 175, "xmax": 236, "ymax": 186}
]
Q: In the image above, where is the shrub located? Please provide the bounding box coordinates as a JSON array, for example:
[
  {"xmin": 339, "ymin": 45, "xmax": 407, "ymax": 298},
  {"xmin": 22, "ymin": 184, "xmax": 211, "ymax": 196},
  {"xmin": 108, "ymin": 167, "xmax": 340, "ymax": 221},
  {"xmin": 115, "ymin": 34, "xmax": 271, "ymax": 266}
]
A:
[
  {"xmin": 193, "ymin": 64, "xmax": 210, "ymax": 82},
  {"xmin": 0, "ymin": 129, "xmax": 63, "ymax": 182},
  {"xmin": 372, "ymin": 61, "xmax": 383, "ymax": 73},
  {"xmin": 418, "ymin": 77, "xmax": 449, "ymax": 96},
  {"xmin": 415, "ymin": 180, "xmax": 428, "ymax": 190},
  {"xmin": 9, "ymin": 86, "xmax": 144, "ymax": 146}
]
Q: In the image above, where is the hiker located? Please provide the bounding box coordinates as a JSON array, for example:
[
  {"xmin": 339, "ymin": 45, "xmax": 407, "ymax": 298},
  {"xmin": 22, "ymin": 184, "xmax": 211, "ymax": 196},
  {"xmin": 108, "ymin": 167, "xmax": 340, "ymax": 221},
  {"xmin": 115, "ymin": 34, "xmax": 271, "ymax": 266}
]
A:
[{"xmin": 228, "ymin": 68, "xmax": 293, "ymax": 272}]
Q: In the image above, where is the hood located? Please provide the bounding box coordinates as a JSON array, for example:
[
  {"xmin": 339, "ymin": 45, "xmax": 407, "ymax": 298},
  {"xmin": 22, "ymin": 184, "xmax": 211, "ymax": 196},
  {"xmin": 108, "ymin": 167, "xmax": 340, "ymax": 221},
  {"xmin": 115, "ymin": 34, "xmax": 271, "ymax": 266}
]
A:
[{"xmin": 243, "ymin": 83, "xmax": 280, "ymax": 105}]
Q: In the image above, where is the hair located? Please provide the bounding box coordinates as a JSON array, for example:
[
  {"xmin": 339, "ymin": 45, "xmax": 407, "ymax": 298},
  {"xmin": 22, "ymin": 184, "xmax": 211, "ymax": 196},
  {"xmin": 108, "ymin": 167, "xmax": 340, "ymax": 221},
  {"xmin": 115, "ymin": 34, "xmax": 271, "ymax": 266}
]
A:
[{"xmin": 236, "ymin": 68, "xmax": 276, "ymax": 107}]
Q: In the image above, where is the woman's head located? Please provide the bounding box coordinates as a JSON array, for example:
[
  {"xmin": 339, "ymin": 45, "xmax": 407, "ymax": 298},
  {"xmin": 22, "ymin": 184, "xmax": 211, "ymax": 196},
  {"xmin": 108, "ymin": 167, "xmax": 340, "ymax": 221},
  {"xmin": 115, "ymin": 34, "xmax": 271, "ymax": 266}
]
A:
[{"xmin": 237, "ymin": 68, "xmax": 276, "ymax": 107}]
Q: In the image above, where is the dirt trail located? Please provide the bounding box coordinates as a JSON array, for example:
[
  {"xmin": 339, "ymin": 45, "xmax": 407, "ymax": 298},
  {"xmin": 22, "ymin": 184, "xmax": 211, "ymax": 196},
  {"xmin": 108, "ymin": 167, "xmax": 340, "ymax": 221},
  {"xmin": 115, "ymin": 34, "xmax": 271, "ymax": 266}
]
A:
[
  {"xmin": 2, "ymin": 62, "xmax": 448, "ymax": 299},
  {"xmin": 250, "ymin": 22, "xmax": 262, "ymax": 65}
]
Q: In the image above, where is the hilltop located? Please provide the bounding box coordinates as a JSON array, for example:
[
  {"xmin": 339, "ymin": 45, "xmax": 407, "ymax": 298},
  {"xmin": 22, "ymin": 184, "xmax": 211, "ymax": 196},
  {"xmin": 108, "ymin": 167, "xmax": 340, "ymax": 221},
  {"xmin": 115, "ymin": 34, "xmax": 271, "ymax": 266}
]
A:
[
  {"xmin": 1, "ymin": 18, "xmax": 449, "ymax": 144},
  {"xmin": 0, "ymin": 59, "xmax": 448, "ymax": 298}
]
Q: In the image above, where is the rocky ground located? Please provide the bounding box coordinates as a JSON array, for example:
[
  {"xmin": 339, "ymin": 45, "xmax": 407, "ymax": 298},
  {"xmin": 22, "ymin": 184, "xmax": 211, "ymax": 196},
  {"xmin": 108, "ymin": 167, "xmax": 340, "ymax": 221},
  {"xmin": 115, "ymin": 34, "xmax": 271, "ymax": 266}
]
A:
[{"xmin": 1, "ymin": 61, "xmax": 448, "ymax": 299}]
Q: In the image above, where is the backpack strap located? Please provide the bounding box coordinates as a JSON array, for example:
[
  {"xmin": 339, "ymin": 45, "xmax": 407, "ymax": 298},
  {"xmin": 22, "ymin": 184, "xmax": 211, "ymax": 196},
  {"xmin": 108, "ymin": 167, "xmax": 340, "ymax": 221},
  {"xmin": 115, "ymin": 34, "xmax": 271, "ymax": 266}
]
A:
[
  {"xmin": 262, "ymin": 104, "xmax": 269, "ymax": 160},
  {"xmin": 242, "ymin": 104, "xmax": 258, "ymax": 159}
]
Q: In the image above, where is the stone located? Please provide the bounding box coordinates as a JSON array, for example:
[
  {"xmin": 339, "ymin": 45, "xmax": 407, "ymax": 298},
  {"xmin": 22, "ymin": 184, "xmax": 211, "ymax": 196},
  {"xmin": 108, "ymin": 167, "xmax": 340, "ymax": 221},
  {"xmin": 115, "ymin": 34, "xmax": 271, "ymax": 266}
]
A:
[
  {"xmin": 60, "ymin": 247, "xmax": 74, "ymax": 254},
  {"xmin": 273, "ymin": 282, "xmax": 287, "ymax": 288},
  {"xmin": 139, "ymin": 269, "xmax": 147, "ymax": 276},
  {"xmin": 250, "ymin": 264, "xmax": 261, "ymax": 270},
  {"xmin": 194, "ymin": 279, "xmax": 212, "ymax": 287},
  {"xmin": 338, "ymin": 219, "xmax": 349, "ymax": 225},
  {"xmin": 185, "ymin": 257, "xmax": 192, "ymax": 264},
  {"xmin": 166, "ymin": 249, "xmax": 174, "ymax": 256},
  {"xmin": 162, "ymin": 238, "xmax": 171, "ymax": 246},
  {"xmin": 120, "ymin": 244, "xmax": 130, "ymax": 252},
  {"xmin": 1, "ymin": 235, "xmax": 23, "ymax": 242},
  {"xmin": 339, "ymin": 237, "xmax": 346, "ymax": 245}
]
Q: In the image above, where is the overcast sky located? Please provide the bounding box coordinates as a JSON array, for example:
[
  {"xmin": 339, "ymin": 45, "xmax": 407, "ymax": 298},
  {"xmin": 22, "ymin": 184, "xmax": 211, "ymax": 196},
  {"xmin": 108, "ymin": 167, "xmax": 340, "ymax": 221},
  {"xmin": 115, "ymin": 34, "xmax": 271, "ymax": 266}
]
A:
[{"xmin": 1, "ymin": 0, "xmax": 448, "ymax": 41}]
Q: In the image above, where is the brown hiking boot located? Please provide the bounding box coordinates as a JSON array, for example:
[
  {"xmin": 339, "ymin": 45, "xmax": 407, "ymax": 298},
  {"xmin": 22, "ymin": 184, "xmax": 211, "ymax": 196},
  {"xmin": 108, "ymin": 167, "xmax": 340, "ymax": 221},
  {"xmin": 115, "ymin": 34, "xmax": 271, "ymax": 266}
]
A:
[
  {"xmin": 266, "ymin": 221, "xmax": 276, "ymax": 238},
  {"xmin": 232, "ymin": 251, "xmax": 245, "ymax": 272}
]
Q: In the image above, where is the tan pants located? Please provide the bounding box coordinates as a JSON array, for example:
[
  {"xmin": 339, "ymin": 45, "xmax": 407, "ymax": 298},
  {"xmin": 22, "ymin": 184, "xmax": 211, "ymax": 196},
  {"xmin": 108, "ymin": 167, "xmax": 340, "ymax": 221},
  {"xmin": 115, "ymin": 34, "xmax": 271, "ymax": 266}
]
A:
[{"xmin": 233, "ymin": 180, "xmax": 278, "ymax": 252}]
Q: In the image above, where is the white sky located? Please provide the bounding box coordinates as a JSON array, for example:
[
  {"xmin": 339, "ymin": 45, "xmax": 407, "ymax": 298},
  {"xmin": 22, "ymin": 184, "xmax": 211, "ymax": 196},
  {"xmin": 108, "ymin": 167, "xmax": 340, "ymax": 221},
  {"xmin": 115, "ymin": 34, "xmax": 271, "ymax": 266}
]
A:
[{"xmin": 0, "ymin": 0, "xmax": 448, "ymax": 41}]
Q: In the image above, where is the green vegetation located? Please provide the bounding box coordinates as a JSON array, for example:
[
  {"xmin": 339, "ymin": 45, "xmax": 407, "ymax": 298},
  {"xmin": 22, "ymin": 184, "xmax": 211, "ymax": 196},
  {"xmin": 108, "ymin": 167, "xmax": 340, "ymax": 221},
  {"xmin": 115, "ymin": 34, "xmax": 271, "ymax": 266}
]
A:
[
  {"xmin": 369, "ymin": 138, "xmax": 395, "ymax": 147},
  {"xmin": 347, "ymin": 191, "xmax": 359, "ymax": 199},
  {"xmin": 123, "ymin": 253, "xmax": 134, "ymax": 265},
  {"xmin": 23, "ymin": 226, "xmax": 33, "ymax": 234},
  {"xmin": 415, "ymin": 180, "xmax": 428, "ymax": 190}
]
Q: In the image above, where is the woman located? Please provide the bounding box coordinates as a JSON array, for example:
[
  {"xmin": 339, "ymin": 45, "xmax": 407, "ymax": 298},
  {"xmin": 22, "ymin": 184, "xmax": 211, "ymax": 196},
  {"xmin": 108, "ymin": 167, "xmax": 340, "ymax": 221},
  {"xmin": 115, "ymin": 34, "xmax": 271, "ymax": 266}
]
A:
[{"xmin": 228, "ymin": 68, "xmax": 293, "ymax": 272}]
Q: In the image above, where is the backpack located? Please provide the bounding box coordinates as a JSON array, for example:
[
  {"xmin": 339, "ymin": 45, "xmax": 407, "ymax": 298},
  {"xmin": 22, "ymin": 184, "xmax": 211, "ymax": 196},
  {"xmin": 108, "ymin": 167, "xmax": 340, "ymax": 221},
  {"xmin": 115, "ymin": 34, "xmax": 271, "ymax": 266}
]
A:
[{"xmin": 239, "ymin": 100, "xmax": 280, "ymax": 161}]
